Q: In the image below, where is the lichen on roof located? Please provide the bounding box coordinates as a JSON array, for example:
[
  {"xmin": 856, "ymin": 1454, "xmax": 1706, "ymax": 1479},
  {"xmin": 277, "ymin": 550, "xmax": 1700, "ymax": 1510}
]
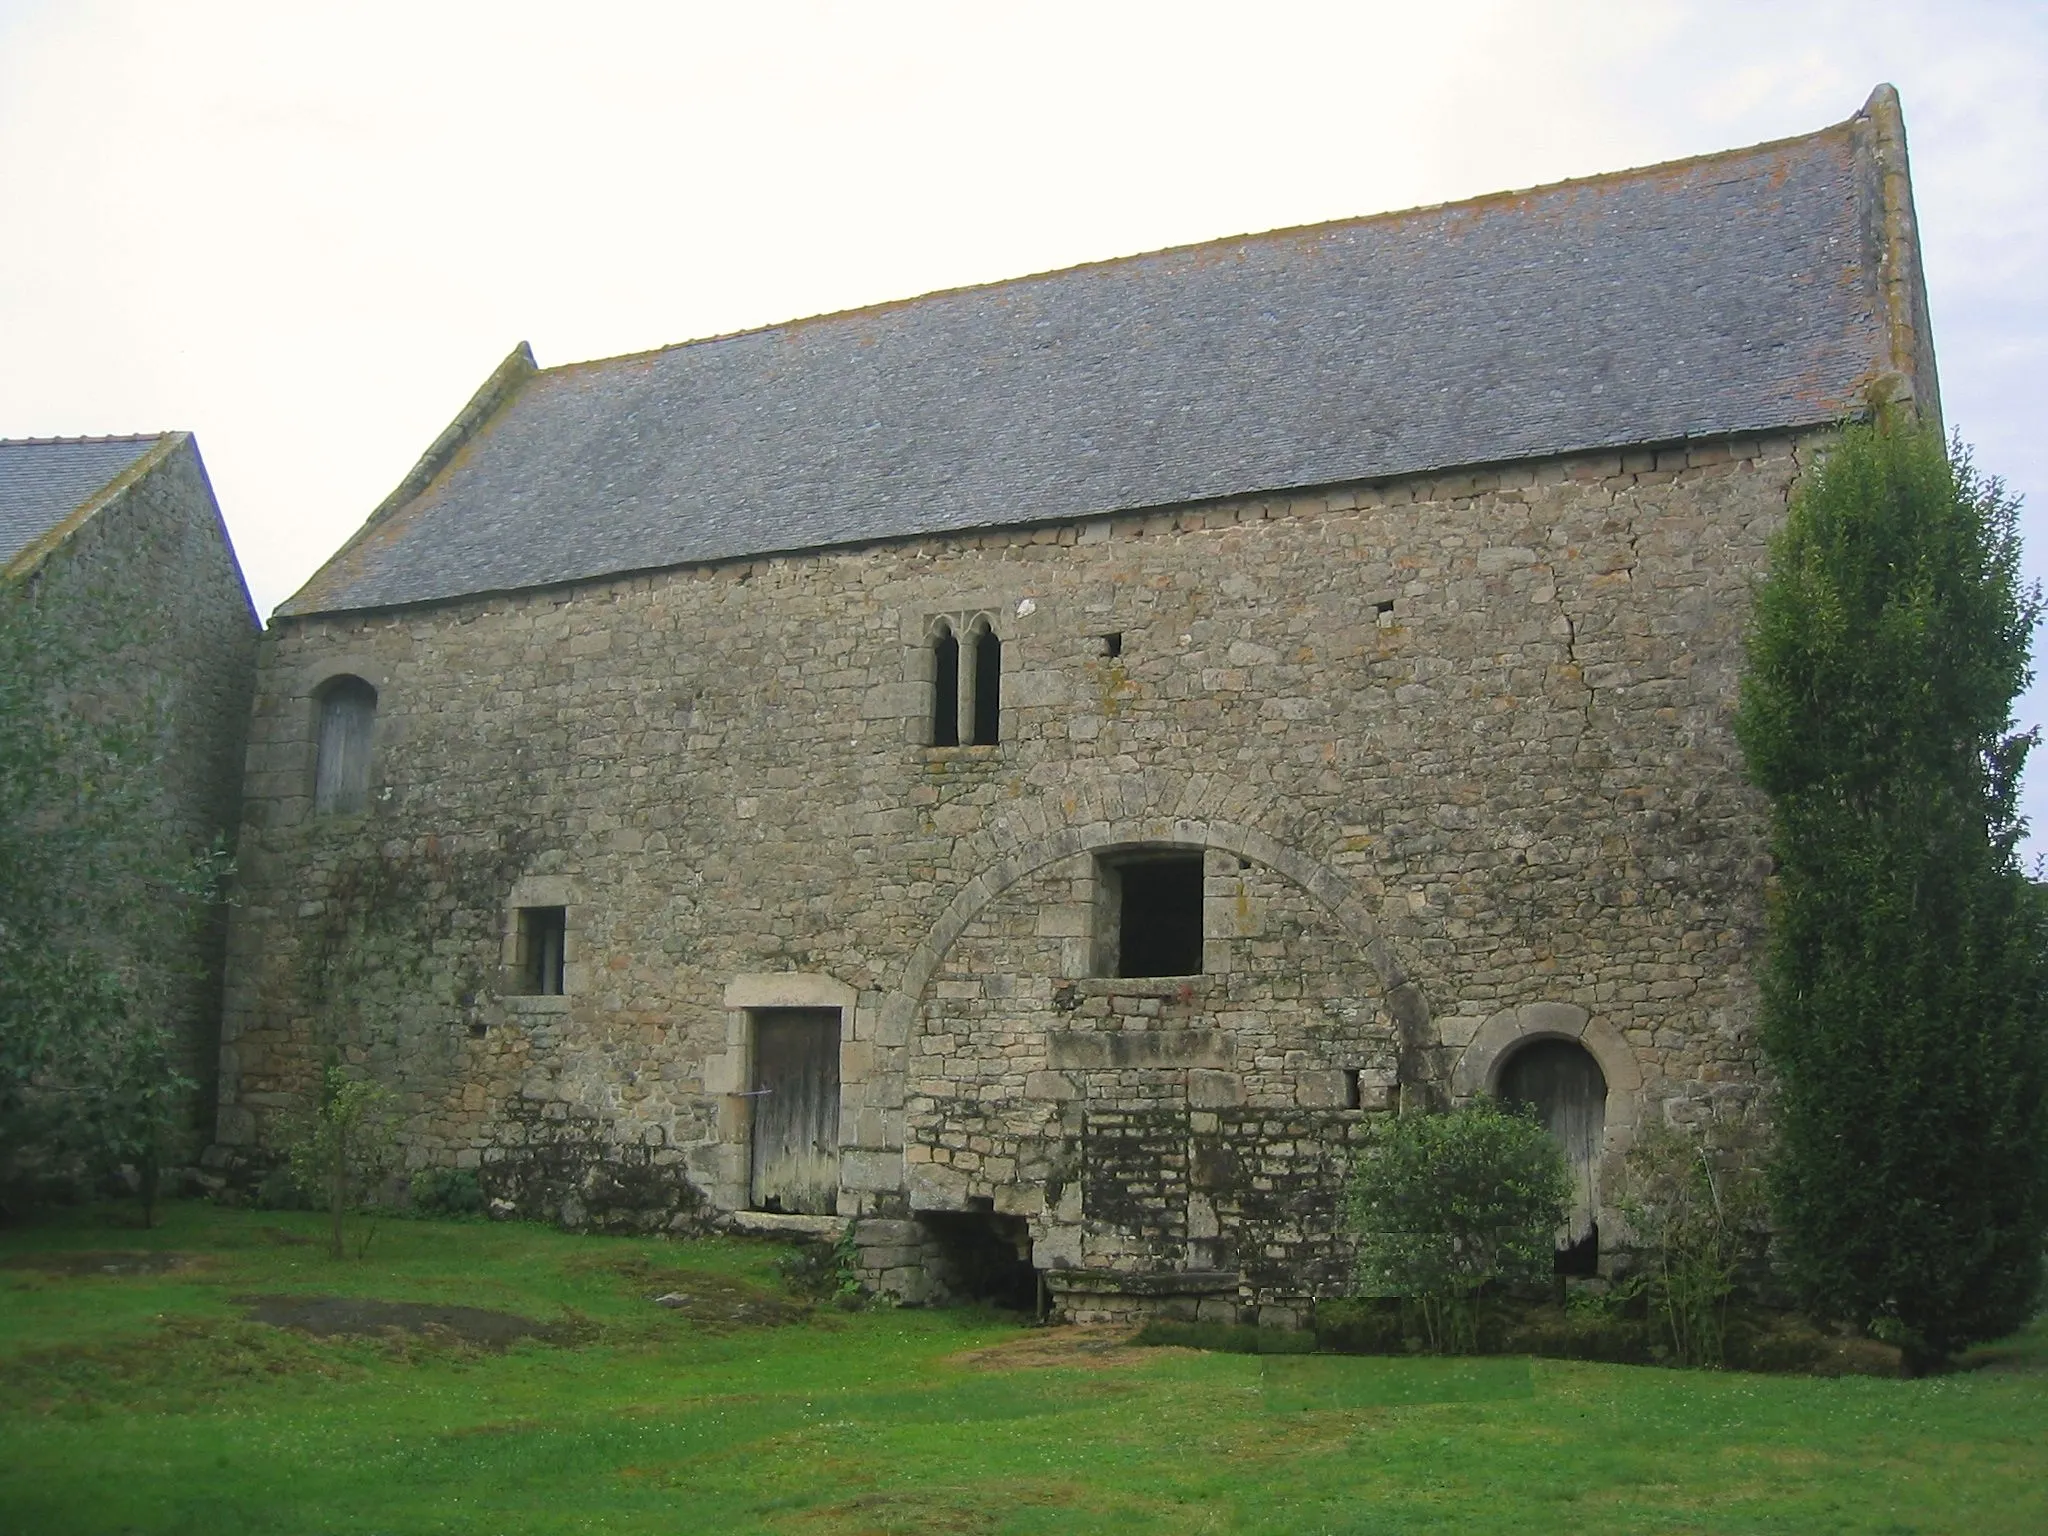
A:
[
  {"xmin": 283, "ymin": 89, "xmax": 1928, "ymax": 619},
  {"xmin": 0, "ymin": 435, "xmax": 174, "ymax": 577}
]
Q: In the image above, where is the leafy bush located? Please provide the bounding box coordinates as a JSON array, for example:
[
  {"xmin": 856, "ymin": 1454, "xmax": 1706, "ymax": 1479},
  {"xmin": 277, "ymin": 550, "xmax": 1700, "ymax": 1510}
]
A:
[
  {"xmin": 1347, "ymin": 1101, "xmax": 1571, "ymax": 1352},
  {"xmin": 1310, "ymin": 1297, "xmax": 1410, "ymax": 1354},
  {"xmin": 408, "ymin": 1167, "xmax": 486, "ymax": 1218},
  {"xmin": 1616, "ymin": 1127, "xmax": 1767, "ymax": 1367},
  {"xmin": 1735, "ymin": 415, "xmax": 2048, "ymax": 1366},
  {"xmin": 253, "ymin": 1165, "xmax": 310, "ymax": 1211},
  {"xmin": 283, "ymin": 1066, "xmax": 397, "ymax": 1259}
]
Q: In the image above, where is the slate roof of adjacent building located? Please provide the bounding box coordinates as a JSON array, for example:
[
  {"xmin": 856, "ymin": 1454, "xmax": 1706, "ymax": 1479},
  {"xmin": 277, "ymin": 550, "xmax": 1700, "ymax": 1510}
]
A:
[
  {"xmin": 285, "ymin": 91, "xmax": 1927, "ymax": 617},
  {"xmin": 0, "ymin": 435, "xmax": 169, "ymax": 571}
]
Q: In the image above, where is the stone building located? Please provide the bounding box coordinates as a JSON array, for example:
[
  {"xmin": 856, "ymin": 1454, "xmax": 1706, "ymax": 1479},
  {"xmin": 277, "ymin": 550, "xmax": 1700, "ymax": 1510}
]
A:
[
  {"xmin": 2, "ymin": 432, "xmax": 260, "ymax": 1156},
  {"xmin": 215, "ymin": 87, "xmax": 1939, "ymax": 1320}
]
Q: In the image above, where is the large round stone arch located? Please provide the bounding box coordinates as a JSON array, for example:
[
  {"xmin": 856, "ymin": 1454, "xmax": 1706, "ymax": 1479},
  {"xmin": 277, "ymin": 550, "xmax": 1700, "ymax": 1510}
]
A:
[{"xmin": 878, "ymin": 814, "xmax": 1431, "ymax": 1057}]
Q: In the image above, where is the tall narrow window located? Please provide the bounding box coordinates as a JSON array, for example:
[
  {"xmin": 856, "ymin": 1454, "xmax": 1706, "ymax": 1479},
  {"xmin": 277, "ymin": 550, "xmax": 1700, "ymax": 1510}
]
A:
[
  {"xmin": 313, "ymin": 676, "xmax": 377, "ymax": 815},
  {"xmin": 515, "ymin": 906, "xmax": 567, "ymax": 996},
  {"xmin": 969, "ymin": 619, "xmax": 1001, "ymax": 746},
  {"xmin": 930, "ymin": 621, "xmax": 960, "ymax": 747}
]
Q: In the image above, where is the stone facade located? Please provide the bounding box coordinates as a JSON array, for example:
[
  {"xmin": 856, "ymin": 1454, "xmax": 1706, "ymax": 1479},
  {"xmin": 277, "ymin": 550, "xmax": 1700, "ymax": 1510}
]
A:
[
  {"xmin": 5, "ymin": 435, "xmax": 259, "ymax": 1154},
  {"xmin": 218, "ymin": 434, "xmax": 1798, "ymax": 1313}
]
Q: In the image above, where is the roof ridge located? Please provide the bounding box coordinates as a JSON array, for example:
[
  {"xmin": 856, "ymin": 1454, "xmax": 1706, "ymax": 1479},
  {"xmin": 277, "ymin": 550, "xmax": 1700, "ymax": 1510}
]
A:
[
  {"xmin": 533, "ymin": 111, "xmax": 1859, "ymax": 380},
  {"xmin": 0, "ymin": 431, "xmax": 174, "ymax": 448}
]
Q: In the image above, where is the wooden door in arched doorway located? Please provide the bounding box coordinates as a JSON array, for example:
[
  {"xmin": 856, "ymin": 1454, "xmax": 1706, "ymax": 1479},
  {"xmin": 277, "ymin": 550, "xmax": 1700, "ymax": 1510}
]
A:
[{"xmin": 1499, "ymin": 1038, "xmax": 1606, "ymax": 1271}]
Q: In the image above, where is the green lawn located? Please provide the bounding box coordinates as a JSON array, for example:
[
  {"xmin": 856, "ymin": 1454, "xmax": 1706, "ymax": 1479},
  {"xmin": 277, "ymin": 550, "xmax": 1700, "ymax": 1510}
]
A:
[{"xmin": 2, "ymin": 1203, "xmax": 2043, "ymax": 1534}]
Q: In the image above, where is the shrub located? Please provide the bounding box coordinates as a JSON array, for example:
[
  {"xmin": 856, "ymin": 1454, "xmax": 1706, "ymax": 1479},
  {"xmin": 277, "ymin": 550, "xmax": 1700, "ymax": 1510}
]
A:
[
  {"xmin": 1617, "ymin": 1127, "xmax": 1767, "ymax": 1367},
  {"xmin": 1310, "ymin": 1297, "xmax": 1410, "ymax": 1354},
  {"xmin": 408, "ymin": 1167, "xmax": 486, "ymax": 1218},
  {"xmin": 1735, "ymin": 415, "xmax": 2048, "ymax": 1366},
  {"xmin": 1347, "ymin": 1101, "xmax": 1571, "ymax": 1352},
  {"xmin": 284, "ymin": 1066, "xmax": 397, "ymax": 1259},
  {"xmin": 254, "ymin": 1165, "xmax": 310, "ymax": 1211}
]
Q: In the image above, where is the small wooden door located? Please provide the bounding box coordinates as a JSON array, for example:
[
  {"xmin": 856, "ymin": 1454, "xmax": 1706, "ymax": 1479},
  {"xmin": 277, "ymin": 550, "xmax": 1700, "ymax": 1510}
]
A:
[
  {"xmin": 1499, "ymin": 1039, "xmax": 1607, "ymax": 1251},
  {"xmin": 748, "ymin": 1009, "xmax": 841, "ymax": 1215}
]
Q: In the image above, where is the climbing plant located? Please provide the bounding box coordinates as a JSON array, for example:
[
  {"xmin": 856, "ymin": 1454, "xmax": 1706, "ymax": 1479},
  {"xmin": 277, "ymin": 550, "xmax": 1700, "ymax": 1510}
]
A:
[
  {"xmin": 0, "ymin": 587, "xmax": 227, "ymax": 1218},
  {"xmin": 1735, "ymin": 413, "xmax": 2048, "ymax": 1367},
  {"xmin": 1617, "ymin": 1126, "xmax": 1768, "ymax": 1368}
]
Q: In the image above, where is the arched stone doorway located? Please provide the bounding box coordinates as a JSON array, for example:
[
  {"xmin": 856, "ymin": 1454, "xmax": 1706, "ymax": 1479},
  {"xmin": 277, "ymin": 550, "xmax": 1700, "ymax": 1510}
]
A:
[
  {"xmin": 1498, "ymin": 1037, "xmax": 1607, "ymax": 1273},
  {"xmin": 1449, "ymin": 1002, "xmax": 1642, "ymax": 1275}
]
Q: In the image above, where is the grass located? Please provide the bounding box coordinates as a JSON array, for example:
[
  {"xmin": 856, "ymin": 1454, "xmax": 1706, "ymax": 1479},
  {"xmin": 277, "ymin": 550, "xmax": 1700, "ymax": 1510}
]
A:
[{"xmin": 1, "ymin": 1202, "xmax": 2044, "ymax": 1534}]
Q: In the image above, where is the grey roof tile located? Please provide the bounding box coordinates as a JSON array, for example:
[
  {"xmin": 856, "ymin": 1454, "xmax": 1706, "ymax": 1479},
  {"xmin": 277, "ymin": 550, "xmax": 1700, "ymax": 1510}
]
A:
[
  {"xmin": 0, "ymin": 435, "xmax": 167, "ymax": 570},
  {"xmin": 287, "ymin": 115, "xmax": 1891, "ymax": 616}
]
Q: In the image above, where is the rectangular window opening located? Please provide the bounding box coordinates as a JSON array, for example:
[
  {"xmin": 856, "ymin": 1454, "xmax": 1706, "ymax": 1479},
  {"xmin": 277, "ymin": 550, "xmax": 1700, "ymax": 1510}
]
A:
[
  {"xmin": 1097, "ymin": 851, "xmax": 1204, "ymax": 978},
  {"xmin": 969, "ymin": 628, "xmax": 1001, "ymax": 745},
  {"xmin": 1342, "ymin": 1069, "xmax": 1362, "ymax": 1110},
  {"xmin": 515, "ymin": 906, "xmax": 566, "ymax": 996},
  {"xmin": 931, "ymin": 628, "xmax": 960, "ymax": 747},
  {"xmin": 1099, "ymin": 632, "xmax": 1123, "ymax": 658}
]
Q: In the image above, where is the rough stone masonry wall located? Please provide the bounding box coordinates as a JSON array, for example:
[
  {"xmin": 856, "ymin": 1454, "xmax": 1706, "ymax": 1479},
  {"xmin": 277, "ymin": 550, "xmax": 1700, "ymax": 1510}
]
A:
[
  {"xmin": 15, "ymin": 439, "xmax": 259, "ymax": 1154},
  {"xmin": 218, "ymin": 434, "xmax": 1800, "ymax": 1273},
  {"xmin": 907, "ymin": 848, "xmax": 1392, "ymax": 1304}
]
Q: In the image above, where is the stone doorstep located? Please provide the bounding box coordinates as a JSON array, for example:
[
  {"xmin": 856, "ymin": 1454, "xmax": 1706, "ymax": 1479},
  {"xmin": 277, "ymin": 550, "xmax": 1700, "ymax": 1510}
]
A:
[
  {"xmin": 723, "ymin": 1210, "xmax": 843, "ymax": 1238},
  {"xmin": 1044, "ymin": 1268, "xmax": 1241, "ymax": 1297}
]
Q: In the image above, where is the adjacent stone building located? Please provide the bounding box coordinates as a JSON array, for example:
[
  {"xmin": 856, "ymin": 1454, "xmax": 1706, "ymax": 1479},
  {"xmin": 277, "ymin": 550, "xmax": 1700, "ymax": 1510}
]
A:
[
  {"xmin": 2, "ymin": 432, "xmax": 260, "ymax": 1157},
  {"xmin": 215, "ymin": 87, "xmax": 1940, "ymax": 1320}
]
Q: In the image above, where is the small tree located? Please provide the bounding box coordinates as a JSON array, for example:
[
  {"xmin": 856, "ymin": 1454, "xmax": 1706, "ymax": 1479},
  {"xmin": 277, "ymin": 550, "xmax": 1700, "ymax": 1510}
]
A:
[
  {"xmin": 1736, "ymin": 414, "xmax": 2048, "ymax": 1367},
  {"xmin": 286, "ymin": 1066, "xmax": 397, "ymax": 1259},
  {"xmin": 1348, "ymin": 1100, "xmax": 1571, "ymax": 1352},
  {"xmin": 1618, "ymin": 1127, "xmax": 1767, "ymax": 1368}
]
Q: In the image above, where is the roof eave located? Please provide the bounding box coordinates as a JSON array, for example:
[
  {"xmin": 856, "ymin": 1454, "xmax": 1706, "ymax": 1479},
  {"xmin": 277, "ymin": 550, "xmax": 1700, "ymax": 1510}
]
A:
[{"xmin": 272, "ymin": 417, "xmax": 1847, "ymax": 624}]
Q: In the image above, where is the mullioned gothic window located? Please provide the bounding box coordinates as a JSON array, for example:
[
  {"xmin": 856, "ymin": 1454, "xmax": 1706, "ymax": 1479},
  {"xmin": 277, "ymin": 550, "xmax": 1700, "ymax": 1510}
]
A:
[{"xmin": 927, "ymin": 613, "xmax": 1002, "ymax": 746}]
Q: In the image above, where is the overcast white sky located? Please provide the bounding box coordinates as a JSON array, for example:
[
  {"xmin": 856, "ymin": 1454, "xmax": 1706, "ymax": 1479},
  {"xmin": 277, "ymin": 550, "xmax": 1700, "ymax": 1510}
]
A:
[{"xmin": 3, "ymin": 1, "xmax": 2044, "ymax": 830}]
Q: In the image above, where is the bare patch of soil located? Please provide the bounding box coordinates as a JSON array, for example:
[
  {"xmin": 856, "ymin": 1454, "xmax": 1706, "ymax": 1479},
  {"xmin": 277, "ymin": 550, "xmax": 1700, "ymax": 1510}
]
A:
[
  {"xmin": 240, "ymin": 1295, "xmax": 567, "ymax": 1349},
  {"xmin": 600, "ymin": 1255, "xmax": 810, "ymax": 1328},
  {"xmin": 800, "ymin": 1483, "xmax": 1087, "ymax": 1535},
  {"xmin": 948, "ymin": 1324, "xmax": 1177, "ymax": 1372},
  {"xmin": 0, "ymin": 1250, "xmax": 198, "ymax": 1278}
]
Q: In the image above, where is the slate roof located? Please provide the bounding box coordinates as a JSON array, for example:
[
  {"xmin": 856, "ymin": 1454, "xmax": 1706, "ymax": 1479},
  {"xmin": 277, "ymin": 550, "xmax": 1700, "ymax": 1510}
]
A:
[
  {"xmin": 0, "ymin": 435, "xmax": 167, "ymax": 571},
  {"xmin": 287, "ymin": 106, "xmax": 1905, "ymax": 617}
]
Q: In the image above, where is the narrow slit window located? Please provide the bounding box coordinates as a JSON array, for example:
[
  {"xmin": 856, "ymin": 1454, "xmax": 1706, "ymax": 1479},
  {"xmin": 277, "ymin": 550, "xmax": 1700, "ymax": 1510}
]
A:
[
  {"xmin": 930, "ymin": 622, "xmax": 959, "ymax": 747},
  {"xmin": 515, "ymin": 906, "xmax": 566, "ymax": 996},
  {"xmin": 313, "ymin": 676, "xmax": 377, "ymax": 815},
  {"xmin": 969, "ymin": 621, "xmax": 1001, "ymax": 745}
]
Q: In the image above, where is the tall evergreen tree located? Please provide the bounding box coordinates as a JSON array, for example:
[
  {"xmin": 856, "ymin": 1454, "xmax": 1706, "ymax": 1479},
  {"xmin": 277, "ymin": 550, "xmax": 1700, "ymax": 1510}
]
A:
[{"xmin": 1736, "ymin": 415, "xmax": 2048, "ymax": 1366}]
